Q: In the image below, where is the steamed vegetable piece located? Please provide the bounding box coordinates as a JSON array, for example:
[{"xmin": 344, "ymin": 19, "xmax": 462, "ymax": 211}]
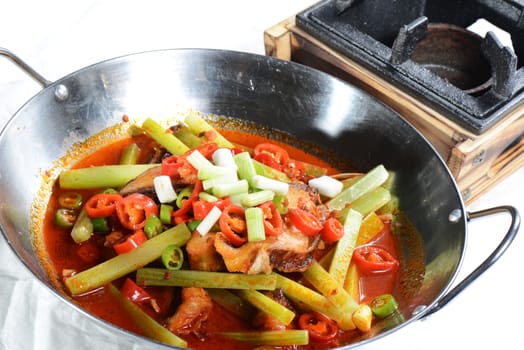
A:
[
  {"xmin": 109, "ymin": 284, "xmax": 188, "ymax": 348},
  {"xmin": 65, "ymin": 224, "xmax": 191, "ymax": 295},
  {"xmin": 136, "ymin": 268, "xmax": 277, "ymax": 290},
  {"xmin": 59, "ymin": 164, "xmax": 158, "ymax": 189},
  {"xmin": 217, "ymin": 330, "xmax": 308, "ymax": 346}
]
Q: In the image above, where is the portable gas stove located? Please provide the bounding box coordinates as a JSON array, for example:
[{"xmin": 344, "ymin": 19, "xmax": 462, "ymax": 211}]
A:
[{"xmin": 264, "ymin": 0, "xmax": 524, "ymax": 203}]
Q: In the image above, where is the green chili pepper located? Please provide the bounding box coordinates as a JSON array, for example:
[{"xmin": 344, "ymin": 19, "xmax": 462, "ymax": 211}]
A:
[
  {"xmin": 55, "ymin": 208, "xmax": 77, "ymax": 228},
  {"xmin": 91, "ymin": 217, "xmax": 110, "ymax": 234},
  {"xmin": 187, "ymin": 220, "xmax": 202, "ymax": 232},
  {"xmin": 160, "ymin": 204, "xmax": 173, "ymax": 225},
  {"xmin": 103, "ymin": 188, "xmax": 119, "ymax": 194},
  {"xmin": 161, "ymin": 244, "xmax": 184, "ymax": 270},
  {"xmin": 176, "ymin": 186, "xmax": 193, "ymax": 209},
  {"xmin": 58, "ymin": 192, "xmax": 83, "ymax": 210},
  {"xmin": 273, "ymin": 195, "xmax": 288, "ymax": 215},
  {"xmin": 144, "ymin": 214, "xmax": 163, "ymax": 239},
  {"xmin": 370, "ymin": 294, "xmax": 398, "ymax": 319}
]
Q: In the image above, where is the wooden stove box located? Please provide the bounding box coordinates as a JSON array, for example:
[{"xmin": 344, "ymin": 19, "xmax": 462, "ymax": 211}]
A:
[{"xmin": 264, "ymin": 17, "xmax": 524, "ymax": 204}]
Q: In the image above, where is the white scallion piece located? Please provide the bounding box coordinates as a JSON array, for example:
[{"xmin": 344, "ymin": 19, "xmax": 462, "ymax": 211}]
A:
[
  {"xmin": 186, "ymin": 150, "xmax": 214, "ymax": 171},
  {"xmin": 252, "ymin": 175, "xmax": 289, "ymax": 196},
  {"xmin": 198, "ymin": 165, "xmax": 238, "ymax": 181},
  {"xmin": 198, "ymin": 192, "xmax": 219, "ymax": 202},
  {"xmin": 195, "ymin": 206, "xmax": 222, "ymax": 236},
  {"xmin": 203, "ymin": 173, "xmax": 239, "ymax": 191},
  {"xmin": 153, "ymin": 175, "xmax": 178, "ymax": 203},
  {"xmin": 212, "ymin": 148, "xmax": 238, "ymax": 170},
  {"xmin": 308, "ymin": 175, "xmax": 344, "ymax": 198},
  {"xmin": 212, "ymin": 179, "xmax": 249, "ymax": 198}
]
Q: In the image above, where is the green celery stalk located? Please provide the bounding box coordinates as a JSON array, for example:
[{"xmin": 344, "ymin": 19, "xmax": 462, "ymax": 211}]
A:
[
  {"xmin": 212, "ymin": 179, "xmax": 249, "ymax": 198},
  {"xmin": 217, "ymin": 330, "xmax": 308, "ymax": 346},
  {"xmin": 142, "ymin": 117, "xmax": 190, "ymax": 155},
  {"xmin": 237, "ymin": 289, "xmax": 295, "ymax": 325},
  {"xmin": 119, "ymin": 143, "xmax": 140, "ymax": 165},
  {"xmin": 245, "ymin": 207, "xmax": 266, "ymax": 242},
  {"xmin": 328, "ymin": 209, "xmax": 362, "ymax": 286},
  {"xmin": 302, "ymin": 261, "xmax": 359, "ymax": 327},
  {"xmin": 184, "ymin": 111, "xmax": 234, "ymax": 148},
  {"xmin": 252, "ymin": 159, "xmax": 290, "ymax": 183},
  {"xmin": 108, "ymin": 284, "xmax": 187, "ymax": 347},
  {"xmin": 338, "ymin": 186, "xmax": 392, "ymax": 218},
  {"xmin": 234, "ymin": 152, "xmax": 258, "ymax": 187},
  {"xmin": 136, "ymin": 268, "xmax": 277, "ymax": 290},
  {"xmin": 173, "ymin": 125, "xmax": 203, "ymax": 149},
  {"xmin": 274, "ymin": 273, "xmax": 354, "ymax": 331},
  {"xmin": 206, "ymin": 288, "xmax": 254, "ymax": 319},
  {"xmin": 59, "ymin": 164, "xmax": 158, "ymax": 189},
  {"xmin": 65, "ymin": 224, "xmax": 191, "ymax": 295},
  {"xmin": 327, "ymin": 164, "xmax": 389, "ymax": 210}
]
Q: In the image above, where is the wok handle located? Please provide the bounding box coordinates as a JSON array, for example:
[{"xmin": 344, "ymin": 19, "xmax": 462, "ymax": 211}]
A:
[
  {"xmin": 0, "ymin": 47, "xmax": 51, "ymax": 87},
  {"xmin": 423, "ymin": 205, "xmax": 520, "ymax": 317}
]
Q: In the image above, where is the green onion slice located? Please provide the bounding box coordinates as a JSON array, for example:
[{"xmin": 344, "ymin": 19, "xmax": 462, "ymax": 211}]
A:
[
  {"xmin": 161, "ymin": 244, "xmax": 184, "ymax": 270},
  {"xmin": 370, "ymin": 294, "xmax": 398, "ymax": 318}
]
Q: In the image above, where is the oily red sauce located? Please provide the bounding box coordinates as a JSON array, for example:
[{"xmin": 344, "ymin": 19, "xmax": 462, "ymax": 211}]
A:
[{"xmin": 43, "ymin": 129, "xmax": 403, "ymax": 350}]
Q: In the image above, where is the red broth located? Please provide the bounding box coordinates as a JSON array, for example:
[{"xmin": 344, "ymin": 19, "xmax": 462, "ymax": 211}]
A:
[{"xmin": 43, "ymin": 128, "xmax": 405, "ymax": 350}]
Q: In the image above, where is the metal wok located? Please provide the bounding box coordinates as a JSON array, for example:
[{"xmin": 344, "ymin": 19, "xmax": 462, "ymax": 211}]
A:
[{"xmin": 0, "ymin": 48, "xmax": 519, "ymax": 349}]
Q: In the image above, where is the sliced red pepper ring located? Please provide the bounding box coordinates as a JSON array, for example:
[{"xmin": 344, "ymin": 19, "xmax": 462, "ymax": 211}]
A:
[
  {"xmin": 121, "ymin": 277, "xmax": 151, "ymax": 304},
  {"xmin": 253, "ymin": 142, "xmax": 290, "ymax": 170},
  {"xmin": 352, "ymin": 245, "xmax": 399, "ymax": 275},
  {"xmin": 287, "ymin": 208, "xmax": 323, "ymax": 236},
  {"xmin": 192, "ymin": 197, "xmax": 231, "ymax": 221},
  {"xmin": 85, "ymin": 193, "xmax": 123, "ymax": 218},
  {"xmin": 320, "ymin": 217, "xmax": 345, "ymax": 243},
  {"xmin": 298, "ymin": 312, "xmax": 338, "ymax": 342},
  {"xmin": 172, "ymin": 180, "xmax": 202, "ymax": 218},
  {"xmin": 219, "ymin": 205, "xmax": 248, "ymax": 246},
  {"xmin": 113, "ymin": 229, "xmax": 148, "ymax": 255},
  {"xmin": 161, "ymin": 155, "xmax": 182, "ymax": 177},
  {"xmin": 259, "ymin": 201, "xmax": 283, "ymax": 236},
  {"xmin": 116, "ymin": 193, "xmax": 158, "ymax": 230}
]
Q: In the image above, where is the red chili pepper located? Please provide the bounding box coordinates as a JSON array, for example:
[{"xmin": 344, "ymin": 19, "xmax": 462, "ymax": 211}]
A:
[
  {"xmin": 219, "ymin": 205, "xmax": 248, "ymax": 246},
  {"xmin": 287, "ymin": 208, "xmax": 323, "ymax": 236},
  {"xmin": 253, "ymin": 143, "xmax": 290, "ymax": 171},
  {"xmin": 259, "ymin": 201, "xmax": 283, "ymax": 236},
  {"xmin": 113, "ymin": 229, "xmax": 148, "ymax": 255},
  {"xmin": 320, "ymin": 217, "xmax": 345, "ymax": 243},
  {"xmin": 285, "ymin": 159, "xmax": 306, "ymax": 179},
  {"xmin": 172, "ymin": 180, "xmax": 202, "ymax": 217},
  {"xmin": 352, "ymin": 245, "xmax": 399, "ymax": 275},
  {"xmin": 298, "ymin": 312, "xmax": 338, "ymax": 342},
  {"xmin": 192, "ymin": 197, "xmax": 231, "ymax": 221},
  {"xmin": 116, "ymin": 193, "xmax": 158, "ymax": 230},
  {"xmin": 161, "ymin": 155, "xmax": 182, "ymax": 177},
  {"xmin": 84, "ymin": 193, "xmax": 123, "ymax": 218},
  {"xmin": 121, "ymin": 278, "xmax": 151, "ymax": 304}
]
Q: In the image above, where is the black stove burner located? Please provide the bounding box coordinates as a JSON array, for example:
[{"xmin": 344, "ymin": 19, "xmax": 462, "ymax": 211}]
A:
[{"xmin": 296, "ymin": 0, "xmax": 524, "ymax": 134}]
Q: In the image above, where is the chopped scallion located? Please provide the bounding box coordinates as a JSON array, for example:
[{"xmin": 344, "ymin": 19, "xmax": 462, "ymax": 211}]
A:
[
  {"xmin": 195, "ymin": 206, "xmax": 222, "ymax": 236},
  {"xmin": 186, "ymin": 149, "xmax": 214, "ymax": 171},
  {"xmin": 252, "ymin": 175, "xmax": 289, "ymax": 195},
  {"xmin": 308, "ymin": 175, "xmax": 344, "ymax": 198},
  {"xmin": 245, "ymin": 207, "xmax": 265, "ymax": 242},
  {"xmin": 234, "ymin": 152, "xmax": 257, "ymax": 186},
  {"xmin": 212, "ymin": 179, "xmax": 249, "ymax": 198},
  {"xmin": 153, "ymin": 175, "xmax": 177, "ymax": 203},
  {"xmin": 212, "ymin": 148, "xmax": 238, "ymax": 170},
  {"xmin": 241, "ymin": 190, "xmax": 275, "ymax": 207}
]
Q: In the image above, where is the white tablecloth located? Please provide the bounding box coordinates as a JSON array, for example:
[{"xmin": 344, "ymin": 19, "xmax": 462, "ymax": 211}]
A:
[{"xmin": 1, "ymin": 1, "xmax": 523, "ymax": 349}]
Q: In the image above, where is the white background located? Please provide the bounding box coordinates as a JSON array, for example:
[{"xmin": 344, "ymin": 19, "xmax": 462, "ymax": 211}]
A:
[{"xmin": 0, "ymin": 1, "xmax": 523, "ymax": 349}]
